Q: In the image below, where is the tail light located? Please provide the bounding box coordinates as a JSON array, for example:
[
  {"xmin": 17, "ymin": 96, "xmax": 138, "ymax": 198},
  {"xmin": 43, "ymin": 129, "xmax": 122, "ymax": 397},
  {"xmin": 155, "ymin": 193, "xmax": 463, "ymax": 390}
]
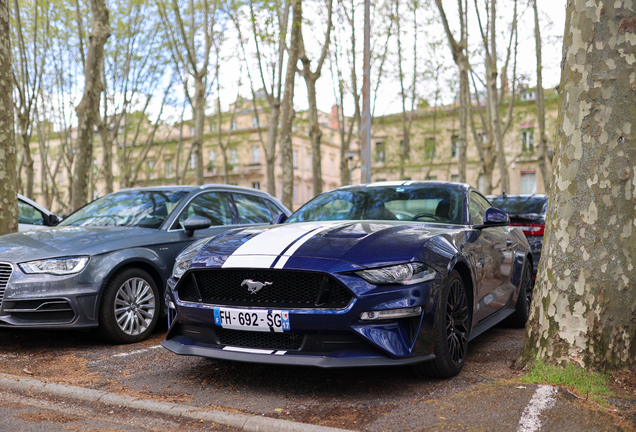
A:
[{"xmin": 510, "ymin": 222, "xmax": 545, "ymax": 236}]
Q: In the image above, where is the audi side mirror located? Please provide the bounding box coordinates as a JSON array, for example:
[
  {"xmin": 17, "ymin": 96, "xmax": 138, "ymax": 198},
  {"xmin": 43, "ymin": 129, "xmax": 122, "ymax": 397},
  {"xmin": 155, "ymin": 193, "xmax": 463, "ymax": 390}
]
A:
[
  {"xmin": 271, "ymin": 213, "xmax": 288, "ymax": 225},
  {"xmin": 184, "ymin": 215, "xmax": 212, "ymax": 237}
]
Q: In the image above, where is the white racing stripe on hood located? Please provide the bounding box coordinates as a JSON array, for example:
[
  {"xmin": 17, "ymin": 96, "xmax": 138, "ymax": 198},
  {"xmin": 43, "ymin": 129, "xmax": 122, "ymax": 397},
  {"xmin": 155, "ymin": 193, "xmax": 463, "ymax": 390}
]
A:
[
  {"xmin": 222, "ymin": 221, "xmax": 344, "ymax": 268},
  {"xmin": 272, "ymin": 223, "xmax": 347, "ymax": 269}
]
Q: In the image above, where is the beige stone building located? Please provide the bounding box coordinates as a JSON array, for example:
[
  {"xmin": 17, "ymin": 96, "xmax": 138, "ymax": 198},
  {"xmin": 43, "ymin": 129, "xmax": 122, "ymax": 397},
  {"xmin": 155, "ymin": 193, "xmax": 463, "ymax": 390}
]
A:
[{"xmin": 25, "ymin": 89, "xmax": 557, "ymax": 214}]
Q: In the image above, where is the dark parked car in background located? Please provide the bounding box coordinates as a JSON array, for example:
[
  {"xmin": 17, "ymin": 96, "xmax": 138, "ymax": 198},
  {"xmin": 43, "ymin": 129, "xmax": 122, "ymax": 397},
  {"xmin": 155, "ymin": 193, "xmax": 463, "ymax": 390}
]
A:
[
  {"xmin": 0, "ymin": 185, "xmax": 289, "ymax": 344},
  {"xmin": 163, "ymin": 181, "xmax": 533, "ymax": 378},
  {"xmin": 18, "ymin": 194, "xmax": 61, "ymax": 231},
  {"xmin": 487, "ymin": 194, "xmax": 547, "ymax": 277}
]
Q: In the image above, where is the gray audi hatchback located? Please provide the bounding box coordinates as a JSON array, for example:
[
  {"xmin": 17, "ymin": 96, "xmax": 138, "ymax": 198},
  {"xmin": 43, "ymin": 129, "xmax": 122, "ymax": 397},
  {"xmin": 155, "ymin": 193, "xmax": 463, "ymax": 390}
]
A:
[{"xmin": 0, "ymin": 184, "xmax": 289, "ymax": 343}]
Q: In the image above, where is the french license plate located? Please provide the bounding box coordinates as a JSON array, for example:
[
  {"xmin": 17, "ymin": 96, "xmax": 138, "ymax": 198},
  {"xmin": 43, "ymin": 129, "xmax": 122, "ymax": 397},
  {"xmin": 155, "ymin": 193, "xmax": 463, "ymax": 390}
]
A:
[{"xmin": 213, "ymin": 307, "xmax": 290, "ymax": 332}]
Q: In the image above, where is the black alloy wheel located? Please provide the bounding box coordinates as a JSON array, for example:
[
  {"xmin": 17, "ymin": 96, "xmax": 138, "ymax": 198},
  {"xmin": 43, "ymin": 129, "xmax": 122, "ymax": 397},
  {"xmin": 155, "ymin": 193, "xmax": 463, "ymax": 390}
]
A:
[
  {"xmin": 446, "ymin": 277, "xmax": 470, "ymax": 367},
  {"xmin": 413, "ymin": 269, "xmax": 470, "ymax": 378}
]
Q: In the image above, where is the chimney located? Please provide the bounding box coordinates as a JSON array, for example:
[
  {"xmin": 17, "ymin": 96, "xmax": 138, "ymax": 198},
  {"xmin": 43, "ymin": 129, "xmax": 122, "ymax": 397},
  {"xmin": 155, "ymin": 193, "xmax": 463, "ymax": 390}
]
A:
[{"xmin": 331, "ymin": 105, "xmax": 340, "ymax": 130}]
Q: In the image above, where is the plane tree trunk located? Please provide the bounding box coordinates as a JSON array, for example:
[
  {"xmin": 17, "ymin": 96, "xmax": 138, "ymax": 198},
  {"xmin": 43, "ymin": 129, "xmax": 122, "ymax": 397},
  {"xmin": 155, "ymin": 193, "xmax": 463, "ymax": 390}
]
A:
[
  {"xmin": 0, "ymin": 0, "xmax": 18, "ymax": 234},
  {"xmin": 520, "ymin": 0, "xmax": 636, "ymax": 369}
]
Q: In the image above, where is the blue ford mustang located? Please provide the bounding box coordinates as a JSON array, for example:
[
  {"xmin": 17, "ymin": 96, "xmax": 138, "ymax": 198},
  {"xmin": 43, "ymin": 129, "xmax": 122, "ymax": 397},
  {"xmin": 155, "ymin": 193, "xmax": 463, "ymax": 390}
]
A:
[{"xmin": 162, "ymin": 181, "xmax": 532, "ymax": 377}]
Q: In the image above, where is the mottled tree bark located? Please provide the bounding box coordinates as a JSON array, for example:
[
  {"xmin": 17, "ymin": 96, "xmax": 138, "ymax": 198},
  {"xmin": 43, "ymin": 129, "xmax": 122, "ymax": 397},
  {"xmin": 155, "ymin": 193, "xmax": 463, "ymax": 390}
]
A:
[
  {"xmin": 72, "ymin": 0, "xmax": 110, "ymax": 210},
  {"xmin": 533, "ymin": 0, "xmax": 551, "ymax": 190},
  {"xmin": 520, "ymin": 0, "xmax": 636, "ymax": 369},
  {"xmin": 0, "ymin": 0, "xmax": 18, "ymax": 234},
  {"xmin": 279, "ymin": 0, "xmax": 302, "ymax": 209}
]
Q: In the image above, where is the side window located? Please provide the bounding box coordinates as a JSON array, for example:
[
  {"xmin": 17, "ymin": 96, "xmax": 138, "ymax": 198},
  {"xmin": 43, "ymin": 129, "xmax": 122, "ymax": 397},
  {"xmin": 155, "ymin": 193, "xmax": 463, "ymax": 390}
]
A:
[
  {"xmin": 233, "ymin": 193, "xmax": 273, "ymax": 224},
  {"xmin": 469, "ymin": 192, "xmax": 491, "ymax": 225},
  {"xmin": 176, "ymin": 192, "xmax": 232, "ymax": 228},
  {"xmin": 18, "ymin": 200, "xmax": 44, "ymax": 225}
]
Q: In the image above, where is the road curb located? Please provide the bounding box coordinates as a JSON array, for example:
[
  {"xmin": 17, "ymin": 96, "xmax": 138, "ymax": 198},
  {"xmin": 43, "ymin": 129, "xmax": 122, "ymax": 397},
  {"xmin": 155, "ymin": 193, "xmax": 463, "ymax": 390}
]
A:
[{"xmin": 0, "ymin": 373, "xmax": 352, "ymax": 432}]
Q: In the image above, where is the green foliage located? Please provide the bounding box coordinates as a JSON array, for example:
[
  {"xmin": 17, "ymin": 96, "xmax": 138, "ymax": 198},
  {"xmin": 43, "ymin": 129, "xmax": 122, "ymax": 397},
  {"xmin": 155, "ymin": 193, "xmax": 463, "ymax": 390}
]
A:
[{"xmin": 519, "ymin": 359, "xmax": 614, "ymax": 403}]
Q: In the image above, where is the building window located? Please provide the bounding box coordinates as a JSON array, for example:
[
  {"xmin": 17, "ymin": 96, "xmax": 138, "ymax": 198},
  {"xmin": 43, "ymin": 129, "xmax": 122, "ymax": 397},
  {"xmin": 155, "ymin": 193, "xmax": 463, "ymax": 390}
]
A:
[
  {"xmin": 424, "ymin": 137, "xmax": 436, "ymax": 159},
  {"xmin": 251, "ymin": 146, "xmax": 260, "ymax": 164},
  {"xmin": 231, "ymin": 121, "xmax": 237, "ymax": 131},
  {"xmin": 451, "ymin": 135, "xmax": 459, "ymax": 157},
  {"xmin": 375, "ymin": 142, "xmax": 385, "ymax": 163},
  {"xmin": 521, "ymin": 128, "xmax": 534, "ymax": 153},
  {"xmin": 306, "ymin": 185, "xmax": 311, "ymax": 201},
  {"xmin": 521, "ymin": 90, "xmax": 536, "ymax": 101},
  {"xmin": 252, "ymin": 116, "xmax": 258, "ymax": 128},
  {"xmin": 229, "ymin": 149, "xmax": 238, "ymax": 169},
  {"xmin": 189, "ymin": 153, "xmax": 196, "ymax": 170},
  {"xmin": 330, "ymin": 158, "xmax": 335, "ymax": 176},
  {"xmin": 450, "ymin": 174, "xmax": 459, "ymax": 182},
  {"xmin": 252, "ymin": 181, "xmax": 260, "ymax": 190},
  {"xmin": 210, "ymin": 123, "xmax": 216, "ymax": 132},
  {"xmin": 148, "ymin": 160, "xmax": 154, "ymax": 180},
  {"xmin": 293, "ymin": 184, "xmax": 299, "ymax": 202},
  {"xmin": 58, "ymin": 170, "xmax": 64, "ymax": 184},
  {"xmin": 478, "ymin": 132, "xmax": 488, "ymax": 144},
  {"xmin": 165, "ymin": 160, "xmax": 173, "ymax": 178},
  {"xmin": 293, "ymin": 150, "xmax": 298, "ymax": 168},
  {"xmin": 521, "ymin": 171, "xmax": 537, "ymax": 194},
  {"xmin": 189, "ymin": 126, "xmax": 194, "ymax": 136},
  {"xmin": 400, "ymin": 140, "xmax": 410, "ymax": 160},
  {"xmin": 305, "ymin": 154, "xmax": 311, "ymax": 170}
]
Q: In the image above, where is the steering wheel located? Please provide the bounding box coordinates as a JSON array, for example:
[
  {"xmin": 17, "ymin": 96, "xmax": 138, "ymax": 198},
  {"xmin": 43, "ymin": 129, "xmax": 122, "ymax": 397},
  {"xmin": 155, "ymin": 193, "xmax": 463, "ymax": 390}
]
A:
[{"xmin": 412, "ymin": 212, "xmax": 444, "ymax": 221}]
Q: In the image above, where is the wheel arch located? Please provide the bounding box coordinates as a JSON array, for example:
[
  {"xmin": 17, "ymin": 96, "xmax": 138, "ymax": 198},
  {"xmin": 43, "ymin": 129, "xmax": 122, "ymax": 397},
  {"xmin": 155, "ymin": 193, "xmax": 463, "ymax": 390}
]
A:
[{"xmin": 451, "ymin": 260, "xmax": 474, "ymax": 328}]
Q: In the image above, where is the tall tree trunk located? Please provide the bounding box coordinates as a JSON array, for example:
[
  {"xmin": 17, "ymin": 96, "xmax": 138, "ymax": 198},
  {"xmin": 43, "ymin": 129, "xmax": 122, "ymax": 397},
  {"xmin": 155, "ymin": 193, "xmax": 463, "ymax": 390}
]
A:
[
  {"xmin": 435, "ymin": 0, "xmax": 468, "ymax": 183},
  {"xmin": 17, "ymin": 119, "xmax": 34, "ymax": 197},
  {"xmin": 266, "ymin": 104, "xmax": 280, "ymax": 195},
  {"xmin": 520, "ymin": 0, "xmax": 636, "ymax": 370},
  {"xmin": 0, "ymin": 0, "xmax": 18, "ymax": 234},
  {"xmin": 533, "ymin": 0, "xmax": 550, "ymax": 191},
  {"xmin": 193, "ymin": 74, "xmax": 205, "ymax": 185},
  {"xmin": 298, "ymin": 0, "xmax": 332, "ymax": 197},
  {"xmin": 72, "ymin": 0, "xmax": 110, "ymax": 210},
  {"xmin": 279, "ymin": 0, "xmax": 302, "ymax": 209},
  {"xmin": 305, "ymin": 77, "xmax": 323, "ymax": 195}
]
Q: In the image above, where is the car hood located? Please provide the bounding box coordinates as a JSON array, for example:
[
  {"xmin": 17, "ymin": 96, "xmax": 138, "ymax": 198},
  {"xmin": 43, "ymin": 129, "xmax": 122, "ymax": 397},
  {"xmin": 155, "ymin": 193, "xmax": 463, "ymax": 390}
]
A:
[
  {"xmin": 191, "ymin": 220, "xmax": 457, "ymax": 273},
  {"xmin": 0, "ymin": 226, "xmax": 165, "ymax": 262}
]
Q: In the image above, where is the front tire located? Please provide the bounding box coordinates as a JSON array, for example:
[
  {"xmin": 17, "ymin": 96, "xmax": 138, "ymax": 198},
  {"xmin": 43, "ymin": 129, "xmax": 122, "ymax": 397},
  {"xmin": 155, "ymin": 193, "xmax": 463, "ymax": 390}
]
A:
[
  {"xmin": 413, "ymin": 270, "xmax": 470, "ymax": 378},
  {"xmin": 99, "ymin": 268, "xmax": 160, "ymax": 344}
]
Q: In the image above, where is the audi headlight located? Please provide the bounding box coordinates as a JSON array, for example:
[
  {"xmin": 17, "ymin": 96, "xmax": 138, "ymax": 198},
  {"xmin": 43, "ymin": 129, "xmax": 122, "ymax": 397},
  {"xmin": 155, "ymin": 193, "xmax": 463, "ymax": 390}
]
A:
[
  {"xmin": 355, "ymin": 262, "xmax": 436, "ymax": 285},
  {"xmin": 173, "ymin": 238, "xmax": 211, "ymax": 279},
  {"xmin": 19, "ymin": 256, "xmax": 89, "ymax": 275}
]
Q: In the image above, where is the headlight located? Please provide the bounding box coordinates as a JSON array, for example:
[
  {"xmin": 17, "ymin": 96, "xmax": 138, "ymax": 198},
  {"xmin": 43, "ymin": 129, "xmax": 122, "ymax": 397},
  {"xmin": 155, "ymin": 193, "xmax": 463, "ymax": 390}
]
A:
[
  {"xmin": 355, "ymin": 262, "xmax": 436, "ymax": 285},
  {"xmin": 172, "ymin": 238, "xmax": 211, "ymax": 279},
  {"xmin": 19, "ymin": 256, "xmax": 89, "ymax": 275}
]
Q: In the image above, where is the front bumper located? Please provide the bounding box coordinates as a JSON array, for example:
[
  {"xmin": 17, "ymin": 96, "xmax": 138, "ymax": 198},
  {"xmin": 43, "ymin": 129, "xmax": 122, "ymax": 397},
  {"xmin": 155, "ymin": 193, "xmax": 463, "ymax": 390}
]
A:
[
  {"xmin": 163, "ymin": 271, "xmax": 440, "ymax": 367},
  {"xmin": 0, "ymin": 264, "xmax": 101, "ymax": 329}
]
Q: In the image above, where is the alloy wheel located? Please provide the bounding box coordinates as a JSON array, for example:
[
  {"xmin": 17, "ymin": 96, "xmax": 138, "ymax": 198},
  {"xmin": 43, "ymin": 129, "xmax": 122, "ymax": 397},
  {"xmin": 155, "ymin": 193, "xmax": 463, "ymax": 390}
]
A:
[
  {"xmin": 114, "ymin": 277, "xmax": 156, "ymax": 336},
  {"xmin": 446, "ymin": 279, "xmax": 469, "ymax": 366}
]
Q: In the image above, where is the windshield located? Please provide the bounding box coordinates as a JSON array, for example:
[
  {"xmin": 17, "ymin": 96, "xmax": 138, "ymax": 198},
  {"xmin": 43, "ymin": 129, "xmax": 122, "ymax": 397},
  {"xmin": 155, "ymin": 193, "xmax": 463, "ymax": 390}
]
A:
[
  {"xmin": 60, "ymin": 190, "xmax": 189, "ymax": 228},
  {"xmin": 288, "ymin": 185, "xmax": 463, "ymax": 224},
  {"xmin": 489, "ymin": 195, "xmax": 547, "ymax": 216}
]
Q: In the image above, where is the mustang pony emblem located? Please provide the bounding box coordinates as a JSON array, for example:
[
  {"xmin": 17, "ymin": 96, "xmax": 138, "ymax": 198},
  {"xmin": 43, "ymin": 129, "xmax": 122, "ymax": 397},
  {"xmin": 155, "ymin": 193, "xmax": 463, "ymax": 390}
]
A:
[{"xmin": 241, "ymin": 279, "xmax": 273, "ymax": 294}]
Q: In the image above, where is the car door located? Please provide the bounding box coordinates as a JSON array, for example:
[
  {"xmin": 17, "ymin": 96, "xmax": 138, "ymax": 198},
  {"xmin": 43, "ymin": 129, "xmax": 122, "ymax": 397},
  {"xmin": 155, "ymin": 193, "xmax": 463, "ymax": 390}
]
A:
[
  {"xmin": 470, "ymin": 192, "xmax": 512, "ymax": 322},
  {"xmin": 168, "ymin": 191, "xmax": 242, "ymax": 251}
]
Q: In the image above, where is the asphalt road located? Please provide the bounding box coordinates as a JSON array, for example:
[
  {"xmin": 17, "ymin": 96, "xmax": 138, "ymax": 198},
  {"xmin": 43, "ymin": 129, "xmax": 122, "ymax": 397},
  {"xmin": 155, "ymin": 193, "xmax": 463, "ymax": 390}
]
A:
[{"xmin": 0, "ymin": 322, "xmax": 634, "ymax": 431}]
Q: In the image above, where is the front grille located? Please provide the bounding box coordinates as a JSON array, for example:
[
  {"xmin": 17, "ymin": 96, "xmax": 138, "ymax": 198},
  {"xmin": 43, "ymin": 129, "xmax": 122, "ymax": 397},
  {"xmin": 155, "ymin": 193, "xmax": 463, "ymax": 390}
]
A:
[
  {"xmin": 214, "ymin": 328, "xmax": 305, "ymax": 350},
  {"xmin": 178, "ymin": 269, "xmax": 353, "ymax": 309},
  {"xmin": 0, "ymin": 262, "xmax": 12, "ymax": 309}
]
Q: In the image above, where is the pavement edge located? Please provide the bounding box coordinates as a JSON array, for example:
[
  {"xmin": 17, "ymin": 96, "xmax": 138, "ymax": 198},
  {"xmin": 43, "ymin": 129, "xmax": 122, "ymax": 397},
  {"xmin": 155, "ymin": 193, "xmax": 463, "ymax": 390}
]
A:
[{"xmin": 0, "ymin": 373, "xmax": 352, "ymax": 432}]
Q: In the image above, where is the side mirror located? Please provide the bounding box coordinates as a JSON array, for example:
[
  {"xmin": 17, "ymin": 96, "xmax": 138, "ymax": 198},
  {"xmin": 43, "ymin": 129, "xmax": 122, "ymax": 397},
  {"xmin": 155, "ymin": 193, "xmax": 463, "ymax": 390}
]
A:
[
  {"xmin": 45, "ymin": 214, "xmax": 61, "ymax": 226},
  {"xmin": 270, "ymin": 212, "xmax": 288, "ymax": 225},
  {"xmin": 474, "ymin": 208, "xmax": 510, "ymax": 230},
  {"xmin": 184, "ymin": 215, "xmax": 212, "ymax": 237}
]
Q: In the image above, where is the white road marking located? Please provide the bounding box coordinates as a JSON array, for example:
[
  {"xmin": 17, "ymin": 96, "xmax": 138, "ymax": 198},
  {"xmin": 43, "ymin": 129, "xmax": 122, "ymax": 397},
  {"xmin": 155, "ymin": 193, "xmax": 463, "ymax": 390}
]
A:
[
  {"xmin": 517, "ymin": 385, "xmax": 557, "ymax": 432},
  {"xmin": 110, "ymin": 345, "xmax": 163, "ymax": 358}
]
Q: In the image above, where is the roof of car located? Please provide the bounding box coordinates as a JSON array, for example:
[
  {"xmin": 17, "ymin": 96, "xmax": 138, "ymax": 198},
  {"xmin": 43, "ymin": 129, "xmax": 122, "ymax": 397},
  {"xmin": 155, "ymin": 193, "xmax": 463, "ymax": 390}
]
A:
[
  {"xmin": 339, "ymin": 180, "xmax": 471, "ymax": 190},
  {"xmin": 118, "ymin": 184, "xmax": 274, "ymax": 195}
]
